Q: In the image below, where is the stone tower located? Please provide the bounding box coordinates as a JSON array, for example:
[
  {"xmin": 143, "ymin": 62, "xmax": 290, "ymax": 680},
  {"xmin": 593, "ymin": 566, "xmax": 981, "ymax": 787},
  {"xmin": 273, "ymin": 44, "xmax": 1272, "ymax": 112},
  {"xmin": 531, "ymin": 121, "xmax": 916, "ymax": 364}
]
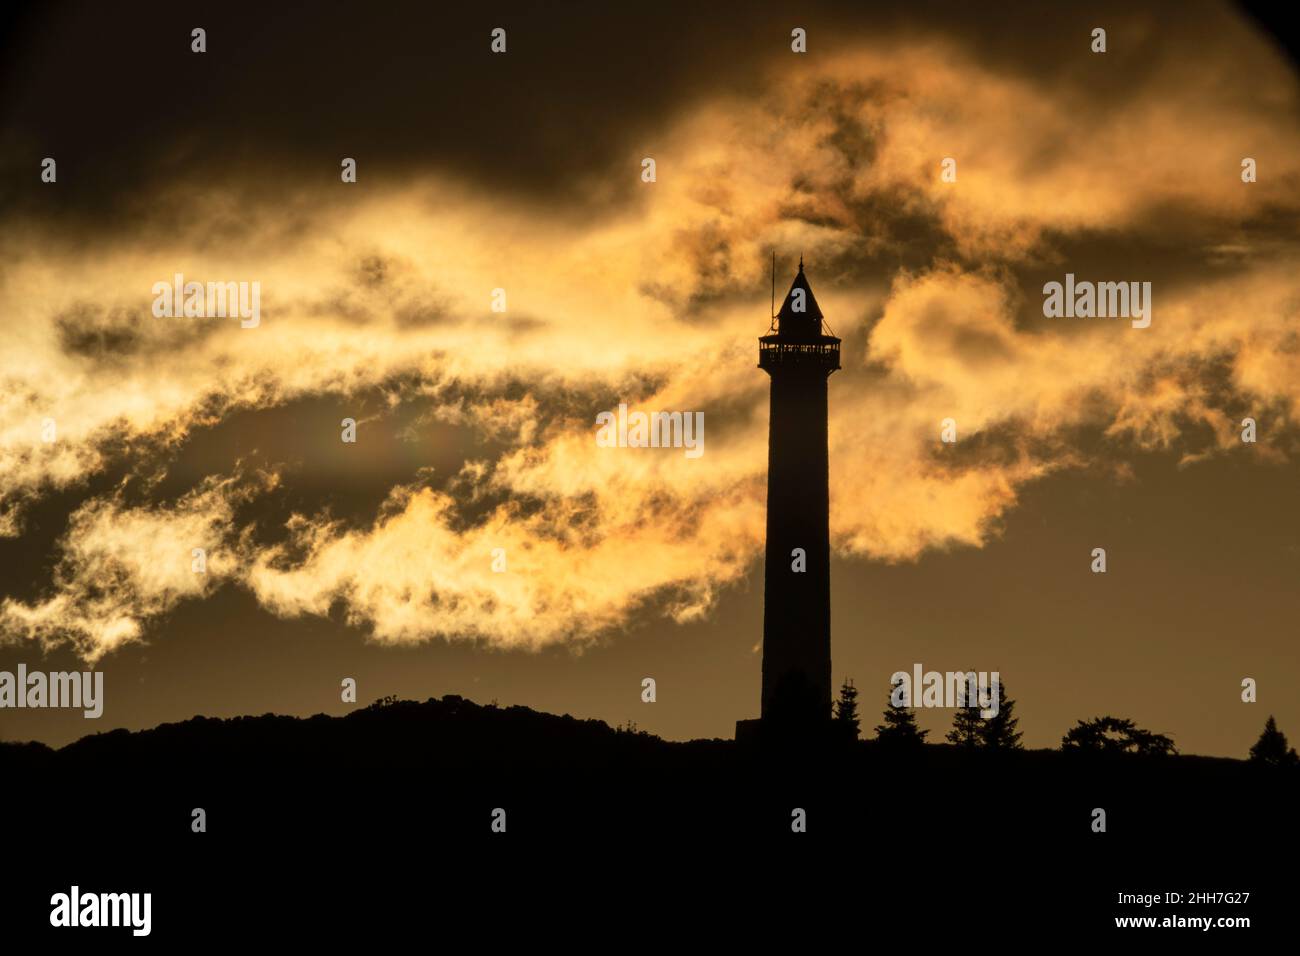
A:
[{"xmin": 739, "ymin": 259, "xmax": 841, "ymax": 740}]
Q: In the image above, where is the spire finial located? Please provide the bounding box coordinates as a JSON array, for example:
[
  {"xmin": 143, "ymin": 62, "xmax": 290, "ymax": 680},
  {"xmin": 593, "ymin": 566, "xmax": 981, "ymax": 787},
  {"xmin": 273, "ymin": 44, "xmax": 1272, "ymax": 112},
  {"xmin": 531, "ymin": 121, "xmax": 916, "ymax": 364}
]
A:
[{"xmin": 799, "ymin": 254, "xmax": 804, "ymax": 272}]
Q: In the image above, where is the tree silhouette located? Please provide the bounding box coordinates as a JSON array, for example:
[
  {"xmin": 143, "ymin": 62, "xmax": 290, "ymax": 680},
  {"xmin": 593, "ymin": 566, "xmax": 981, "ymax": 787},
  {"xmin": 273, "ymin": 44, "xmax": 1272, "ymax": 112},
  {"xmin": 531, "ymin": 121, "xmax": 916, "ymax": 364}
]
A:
[
  {"xmin": 1248, "ymin": 715, "xmax": 1299, "ymax": 766},
  {"xmin": 874, "ymin": 683, "xmax": 928, "ymax": 747},
  {"xmin": 944, "ymin": 675, "xmax": 1023, "ymax": 750},
  {"xmin": 979, "ymin": 680, "xmax": 1023, "ymax": 751},
  {"xmin": 1061, "ymin": 716, "xmax": 1175, "ymax": 756},
  {"xmin": 945, "ymin": 671, "xmax": 983, "ymax": 748},
  {"xmin": 833, "ymin": 678, "xmax": 861, "ymax": 740}
]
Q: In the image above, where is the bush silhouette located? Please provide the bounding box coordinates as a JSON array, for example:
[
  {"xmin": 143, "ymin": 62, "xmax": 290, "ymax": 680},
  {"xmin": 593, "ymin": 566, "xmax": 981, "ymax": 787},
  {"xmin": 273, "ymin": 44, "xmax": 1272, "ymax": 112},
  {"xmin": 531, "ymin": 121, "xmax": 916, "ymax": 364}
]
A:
[{"xmin": 1061, "ymin": 716, "xmax": 1175, "ymax": 756}]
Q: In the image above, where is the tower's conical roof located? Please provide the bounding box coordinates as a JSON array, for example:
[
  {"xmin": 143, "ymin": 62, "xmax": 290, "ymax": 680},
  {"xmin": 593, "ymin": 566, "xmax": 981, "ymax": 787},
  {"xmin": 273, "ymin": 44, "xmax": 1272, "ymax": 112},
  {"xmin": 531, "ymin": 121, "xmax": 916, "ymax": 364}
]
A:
[{"xmin": 775, "ymin": 260, "xmax": 824, "ymax": 338}]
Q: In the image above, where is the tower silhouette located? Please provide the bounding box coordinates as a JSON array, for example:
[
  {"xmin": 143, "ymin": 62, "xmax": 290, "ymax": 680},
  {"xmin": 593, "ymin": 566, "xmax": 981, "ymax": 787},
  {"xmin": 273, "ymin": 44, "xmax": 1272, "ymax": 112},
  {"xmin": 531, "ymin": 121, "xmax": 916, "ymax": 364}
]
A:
[{"xmin": 738, "ymin": 259, "xmax": 841, "ymax": 741}]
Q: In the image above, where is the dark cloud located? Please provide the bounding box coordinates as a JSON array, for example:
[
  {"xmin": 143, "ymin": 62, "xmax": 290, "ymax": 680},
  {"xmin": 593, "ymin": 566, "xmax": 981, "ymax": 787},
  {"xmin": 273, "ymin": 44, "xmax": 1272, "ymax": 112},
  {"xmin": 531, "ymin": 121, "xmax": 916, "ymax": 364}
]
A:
[
  {"xmin": 54, "ymin": 300, "xmax": 222, "ymax": 360},
  {"xmin": 5, "ymin": 0, "xmax": 1290, "ymax": 234}
]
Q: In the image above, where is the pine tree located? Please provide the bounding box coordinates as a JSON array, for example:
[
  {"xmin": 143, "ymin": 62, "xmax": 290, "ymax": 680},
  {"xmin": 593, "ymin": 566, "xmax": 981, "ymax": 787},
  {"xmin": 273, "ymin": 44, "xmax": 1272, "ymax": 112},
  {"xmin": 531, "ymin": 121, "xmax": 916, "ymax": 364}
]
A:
[
  {"xmin": 979, "ymin": 679, "xmax": 1023, "ymax": 751},
  {"xmin": 945, "ymin": 670, "xmax": 983, "ymax": 747},
  {"xmin": 1249, "ymin": 715, "xmax": 1299, "ymax": 766},
  {"xmin": 874, "ymin": 683, "xmax": 929, "ymax": 747},
  {"xmin": 833, "ymin": 678, "xmax": 861, "ymax": 740}
]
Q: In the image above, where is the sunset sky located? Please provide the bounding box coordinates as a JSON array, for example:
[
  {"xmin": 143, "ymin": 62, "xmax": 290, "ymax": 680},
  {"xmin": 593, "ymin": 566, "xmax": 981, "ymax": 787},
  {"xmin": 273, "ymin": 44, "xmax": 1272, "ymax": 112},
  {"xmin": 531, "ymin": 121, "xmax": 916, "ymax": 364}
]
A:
[{"xmin": 1, "ymin": 1, "xmax": 1297, "ymax": 756}]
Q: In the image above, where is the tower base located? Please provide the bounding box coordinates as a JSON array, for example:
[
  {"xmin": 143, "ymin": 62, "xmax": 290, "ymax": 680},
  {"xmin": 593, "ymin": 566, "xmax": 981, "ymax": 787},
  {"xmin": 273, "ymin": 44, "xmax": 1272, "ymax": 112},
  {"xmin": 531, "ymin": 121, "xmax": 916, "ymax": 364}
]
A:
[{"xmin": 734, "ymin": 716, "xmax": 844, "ymax": 748}]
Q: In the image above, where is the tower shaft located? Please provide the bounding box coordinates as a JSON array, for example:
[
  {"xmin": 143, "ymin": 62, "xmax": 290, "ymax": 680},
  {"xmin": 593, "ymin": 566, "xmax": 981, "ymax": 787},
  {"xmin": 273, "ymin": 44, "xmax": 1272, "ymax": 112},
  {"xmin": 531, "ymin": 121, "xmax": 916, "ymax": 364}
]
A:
[{"xmin": 761, "ymin": 366, "xmax": 832, "ymax": 724}]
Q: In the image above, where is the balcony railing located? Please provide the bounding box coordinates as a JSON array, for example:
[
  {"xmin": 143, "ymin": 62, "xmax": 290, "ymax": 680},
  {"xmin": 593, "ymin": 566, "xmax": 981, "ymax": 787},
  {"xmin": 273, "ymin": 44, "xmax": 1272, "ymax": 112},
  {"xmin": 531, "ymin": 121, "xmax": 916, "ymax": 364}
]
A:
[{"xmin": 758, "ymin": 338, "xmax": 841, "ymax": 372}]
